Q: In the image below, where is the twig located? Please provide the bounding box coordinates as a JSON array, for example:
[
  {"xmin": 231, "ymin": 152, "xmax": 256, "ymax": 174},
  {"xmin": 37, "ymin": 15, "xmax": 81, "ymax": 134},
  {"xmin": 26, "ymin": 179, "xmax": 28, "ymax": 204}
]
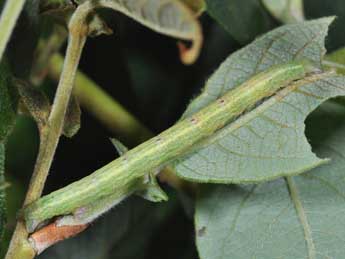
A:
[
  {"xmin": 29, "ymin": 222, "xmax": 88, "ymax": 255},
  {"xmin": 5, "ymin": 6, "xmax": 89, "ymax": 259}
]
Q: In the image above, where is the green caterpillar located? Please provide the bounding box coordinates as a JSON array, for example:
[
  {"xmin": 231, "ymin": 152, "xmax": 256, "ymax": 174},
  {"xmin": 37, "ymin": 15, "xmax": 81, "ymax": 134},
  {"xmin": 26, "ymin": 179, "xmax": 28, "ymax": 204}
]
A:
[{"xmin": 24, "ymin": 61, "xmax": 307, "ymax": 233}]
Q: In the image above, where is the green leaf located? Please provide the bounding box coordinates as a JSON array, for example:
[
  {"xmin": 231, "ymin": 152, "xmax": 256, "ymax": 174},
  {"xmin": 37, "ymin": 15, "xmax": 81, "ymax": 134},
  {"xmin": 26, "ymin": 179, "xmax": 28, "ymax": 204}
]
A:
[
  {"xmin": 195, "ymin": 101, "xmax": 345, "ymax": 259},
  {"xmin": 0, "ymin": 61, "xmax": 16, "ymax": 142},
  {"xmin": 305, "ymin": 0, "xmax": 345, "ymax": 52},
  {"xmin": 173, "ymin": 18, "xmax": 345, "ymax": 183},
  {"xmin": 135, "ymin": 173, "xmax": 169, "ymax": 203},
  {"xmin": 0, "ymin": 143, "xmax": 6, "ymax": 241},
  {"xmin": 110, "ymin": 138, "xmax": 129, "ymax": 155},
  {"xmin": 324, "ymin": 47, "xmax": 345, "ymax": 75},
  {"xmin": 0, "ymin": 60, "xmax": 17, "ymax": 241},
  {"xmin": 205, "ymin": 0, "xmax": 275, "ymax": 44},
  {"xmin": 262, "ymin": 0, "xmax": 305, "ymax": 23}
]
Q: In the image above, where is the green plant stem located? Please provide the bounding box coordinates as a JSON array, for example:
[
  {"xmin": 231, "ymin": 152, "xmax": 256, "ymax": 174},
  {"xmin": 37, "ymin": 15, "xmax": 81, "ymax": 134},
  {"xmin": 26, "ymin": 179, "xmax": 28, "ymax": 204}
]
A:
[
  {"xmin": 0, "ymin": 0, "xmax": 26, "ymax": 62},
  {"xmin": 5, "ymin": 11, "xmax": 88, "ymax": 259},
  {"xmin": 48, "ymin": 53, "xmax": 193, "ymax": 194},
  {"xmin": 24, "ymin": 62, "xmax": 307, "ymax": 233}
]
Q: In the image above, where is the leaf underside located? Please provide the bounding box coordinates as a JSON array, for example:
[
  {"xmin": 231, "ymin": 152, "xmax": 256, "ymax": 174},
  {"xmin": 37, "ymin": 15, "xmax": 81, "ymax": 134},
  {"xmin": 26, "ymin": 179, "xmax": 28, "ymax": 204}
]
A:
[
  {"xmin": 195, "ymin": 102, "xmax": 345, "ymax": 259},
  {"xmin": 47, "ymin": 0, "xmax": 202, "ymax": 64},
  {"xmin": 173, "ymin": 18, "xmax": 345, "ymax": 184}
]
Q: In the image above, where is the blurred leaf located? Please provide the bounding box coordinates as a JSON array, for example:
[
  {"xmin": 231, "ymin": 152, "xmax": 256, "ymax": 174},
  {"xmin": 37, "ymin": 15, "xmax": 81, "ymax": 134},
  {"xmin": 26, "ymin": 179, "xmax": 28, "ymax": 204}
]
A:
[
  {"xmin": 38, "ymin": 196, "xmax": 177, "ymax": 259},
  {"xmin": 324, "ymin": 47, "xmax": 345, "ymax": 75},
  {"xmin": 0, "ymin": 144, "xmax": 6, "ymax": 241},
  {"xmin": 0, "ymin": 61, "xmax": 17, "ymax": 142},
  {"xmin": 0, "ymin": 60, "xmax": 17, "ymax": 241},
  {"xmin": 262, "ymin": 0, "xmax": 305, "ymax": 23},
  {"xmin": 205, "ymin": 0, "xmax": 276, "ymax": 44},
  {"xmin": 174, "ymin": 18, "xmax": 343, "ymax": 183},
  {"xmin": 305, "ymin": 0, "xmax": 345, "ymax": 52},
  {"xmin": 195, "ymin": 101, "xmax": 345, "ymax": 259},
  {"xmin": 0, "ymin": 175, "xmax": 26, "ymax": 258},
  {"xmin": 180, "ymin": 0, "xmax": 206, "ymax": 15}
]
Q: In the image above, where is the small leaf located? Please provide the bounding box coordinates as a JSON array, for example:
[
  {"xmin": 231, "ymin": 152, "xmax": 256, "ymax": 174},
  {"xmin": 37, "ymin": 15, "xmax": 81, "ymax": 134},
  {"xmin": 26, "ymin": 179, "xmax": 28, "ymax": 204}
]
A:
[
  {"xmin": 195, "ymin": 102, "xmax": 345, "ymax": 259},
  {"xmin": 262, "ymin": 0, "xmax": 305, "ymax": 23},
  {"xmin": 16, "ymin": 80, "xmax": 51, "ymax": 131},
  {"xmin": 110, "ymin": 138, "xmax": 129, "ymax": 156},
  {"xmin": 87, "ymin": 13, "xmax": 113, "ymax": 38},
  {"xmin": 63, "ymin": 96, "xmax": 81, "ymax": 138},
  {"xmin": 205, "ymin": 0, "xmax": 275, "ymax": 44},
  {"xmin": 174, "ymin": 18, "xmax": 342, "ymax": 183},
  {"xmin": 110, "ymin": 139, "xmax": 168, "ymax": 202},
  {"xmin": 136, "ymin": 173, "xmax": 168, "ymax": 203}
]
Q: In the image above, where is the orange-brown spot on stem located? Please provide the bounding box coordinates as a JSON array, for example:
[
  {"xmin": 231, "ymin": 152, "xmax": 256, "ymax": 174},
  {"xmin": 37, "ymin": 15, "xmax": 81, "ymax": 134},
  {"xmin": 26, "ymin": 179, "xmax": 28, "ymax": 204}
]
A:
[{"xmin": 29, "ymin": 222, "xmax": 89, "ymax": 255}]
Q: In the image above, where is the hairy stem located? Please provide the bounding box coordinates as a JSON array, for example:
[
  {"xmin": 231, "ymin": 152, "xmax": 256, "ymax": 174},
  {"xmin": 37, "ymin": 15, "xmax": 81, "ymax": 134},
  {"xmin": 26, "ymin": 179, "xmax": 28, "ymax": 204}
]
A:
[
  {"xmin": 0, "ymin": 0, "xmax": 26, "ymax": 62},
  {"xmin": 24, "ymin": 62, "xmax": 307, "ymax": 232},
  {"xmin": 5, "ymin": 9, "xmax": 88, "ymax": 259}
]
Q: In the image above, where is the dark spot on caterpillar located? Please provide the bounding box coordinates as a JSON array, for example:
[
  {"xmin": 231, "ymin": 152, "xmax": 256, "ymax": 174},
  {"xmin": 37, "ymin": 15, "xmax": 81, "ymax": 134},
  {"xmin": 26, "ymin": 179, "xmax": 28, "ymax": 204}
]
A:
[
  {"xmin": 197, "ymin": 226, "xmax": 206, "ymax": 237},
  {"xmin": 190, "ymin": 117, "xmax": 198, "ymax": 124},
  {"xmin": 218, "ymin": 98, "xmax": 226, "ymax": 105}
]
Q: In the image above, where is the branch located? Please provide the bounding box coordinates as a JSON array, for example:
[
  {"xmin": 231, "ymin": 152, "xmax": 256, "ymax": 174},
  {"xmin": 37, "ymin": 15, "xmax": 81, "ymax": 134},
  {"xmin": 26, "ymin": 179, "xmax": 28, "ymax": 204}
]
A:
[{"xmin": 5, "ymin": 6, "xmax": 89, "ymax": 259}]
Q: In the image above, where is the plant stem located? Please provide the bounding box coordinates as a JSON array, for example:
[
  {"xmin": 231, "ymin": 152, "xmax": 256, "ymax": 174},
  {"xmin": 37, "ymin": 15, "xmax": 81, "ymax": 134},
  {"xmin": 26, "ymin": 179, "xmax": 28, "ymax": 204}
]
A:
[
  {"xmin": 5, "ymin": 10, "xmax": 88, "ymax": 259},
  {"xmin": 48, "ymin": 53, "xmax": 194, "ymax": 195},
  {"xmin": 0, "ymin": 0, "xmax": 26, "ymax": 62},
  {"xmin": 24, "ymin": 62, "xmax": 307, "ymax": 232}
]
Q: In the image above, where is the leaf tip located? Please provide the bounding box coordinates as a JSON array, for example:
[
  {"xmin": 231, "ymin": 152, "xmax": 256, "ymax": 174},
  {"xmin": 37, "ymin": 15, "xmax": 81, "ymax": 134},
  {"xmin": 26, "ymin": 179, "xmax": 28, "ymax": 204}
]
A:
[{"xmin": 177, "ymin": 33, "xmax": 203, "ymax": 65}]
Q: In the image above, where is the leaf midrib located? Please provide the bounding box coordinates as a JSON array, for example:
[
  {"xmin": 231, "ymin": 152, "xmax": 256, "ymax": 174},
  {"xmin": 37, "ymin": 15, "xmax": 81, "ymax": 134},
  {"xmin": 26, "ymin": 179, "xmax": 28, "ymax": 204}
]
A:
[{"xmin": 286, "ymin": 176, "xmax": 316, "ymax": 259}]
